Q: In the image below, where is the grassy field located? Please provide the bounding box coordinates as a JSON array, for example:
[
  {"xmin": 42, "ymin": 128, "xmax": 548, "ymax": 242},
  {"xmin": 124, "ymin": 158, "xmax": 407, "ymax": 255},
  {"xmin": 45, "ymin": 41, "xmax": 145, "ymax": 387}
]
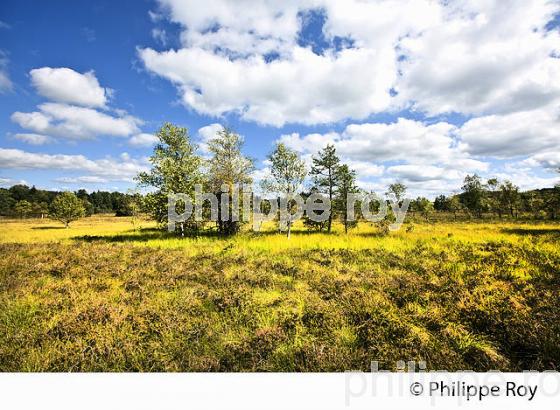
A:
[{"xmin": 1, "ymin": 215, "xmax": 559, "ymax": 371}]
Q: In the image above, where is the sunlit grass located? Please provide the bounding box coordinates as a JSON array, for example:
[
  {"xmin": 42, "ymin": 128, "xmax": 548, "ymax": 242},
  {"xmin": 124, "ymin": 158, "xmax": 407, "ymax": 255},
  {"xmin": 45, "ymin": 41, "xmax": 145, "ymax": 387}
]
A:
[
  {"xmin": 1, "ymin": 215, "xmax": 558, "ymax": 255},
  {"xmin": 1, "ymin": 215, "xmax": 559, "ymax": 371}
]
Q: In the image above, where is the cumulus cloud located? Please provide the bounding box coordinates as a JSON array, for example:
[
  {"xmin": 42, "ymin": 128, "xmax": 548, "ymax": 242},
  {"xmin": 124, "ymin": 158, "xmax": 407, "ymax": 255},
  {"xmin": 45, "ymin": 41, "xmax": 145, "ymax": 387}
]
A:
[
  {"xmin": 30, "ymin": 67, "xmax": 111, "ymax": 108},
  {"xmin": 139, "ymin": 0, "xmax": 560, "ymax": 126},
  {"xmin": 386, "ymin": 164, "xmax": 460, "ymax": 182},
  {"xmin": 13, "ymin": 133, "xmax": 54, "ymax": 145},
  {"xmin": 139, "ymin": 46, "xmax": 395, "ymax": 126},
  {"xmin": 0, "ymin": 148, "xmax": 149, "ymax": 182},
  {"xmin": 280, "ymin": 118, "xmax": 487, "ymax": 171},
  {"xmin": 11, "ymin": 102, "xmax": 142, "ymax": 140},
  {"xmin": 523, "ymin": 152, "xmax": 560, "ymax": 171},
  {"xmin": 275, "ymin": 117, "xmax": 493, "ymax": 196},
  {"xmin": 197, "ymin": 123, "xmax": 224, "ymax": 142},
  {"xmin": 129, "ymin": 133, "xmax": 158, "ymax": 147},
  {"xmin": 197, "ymin": 123, "xmax": 225, "ymax": 153},
  {"xmin": 458, "ymin": 106, "xmax": 560, "ymax": 158},
  {"xmin": 397, "ymin": 1, "xmax": 560, "ymax": 116}
]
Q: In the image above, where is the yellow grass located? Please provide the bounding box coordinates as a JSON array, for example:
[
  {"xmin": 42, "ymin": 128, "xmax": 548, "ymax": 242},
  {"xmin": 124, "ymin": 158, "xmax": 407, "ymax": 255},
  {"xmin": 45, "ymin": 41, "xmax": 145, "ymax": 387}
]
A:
[
  {"xmin": 1, "ymin": 215, "xmax": 559, "ymax": 371},
  {"xmin": 1, "ymin": 215, "xmax": 558, "ymax": 256}
]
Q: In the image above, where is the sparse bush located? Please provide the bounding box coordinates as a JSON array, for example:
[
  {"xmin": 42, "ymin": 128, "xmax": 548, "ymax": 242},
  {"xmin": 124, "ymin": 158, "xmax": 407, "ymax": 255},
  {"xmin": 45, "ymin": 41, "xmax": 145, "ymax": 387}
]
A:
[{"xmin": 49, "ymin": 192, "xmax": 86, "ymax": 228}]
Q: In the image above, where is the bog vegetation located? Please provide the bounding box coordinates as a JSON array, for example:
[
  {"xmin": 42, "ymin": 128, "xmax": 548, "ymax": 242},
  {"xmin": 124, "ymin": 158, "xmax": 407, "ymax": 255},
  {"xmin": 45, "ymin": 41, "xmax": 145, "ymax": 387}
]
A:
[{"xmin": 0, "ymin": 123, "xmax": 559, "ymax": 371}]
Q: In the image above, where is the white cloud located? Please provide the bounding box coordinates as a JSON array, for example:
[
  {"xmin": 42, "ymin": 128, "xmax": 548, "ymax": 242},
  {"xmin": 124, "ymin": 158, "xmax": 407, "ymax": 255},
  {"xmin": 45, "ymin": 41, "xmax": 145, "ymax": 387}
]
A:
[
  {"xmin": 151, "ymin": 28, "xmax": 167, "ymax": 46},
  {"xmin": 30, "ymin": 67, "xmax": 111, "ymax": 108},
  {"xmin": 140, "ymin": 0, "xmax": 560, "ymax": 127},
  {"xmin": 54, "ymin": 176, "xmax": 108, "ymax": 184},
  {"xmin": 148, "ymin": 10, "xmax": 164, "ymax": 23},
  {"xmin": 139, "ymin": 46, "xmax": 395, "ymax": 126},
  {"xmin": 0, "ymin": 50, "xmax": 12, "ymax": 93},
  {"xmin": 276, "ymin": 117, "xmax": 492, "ymax": 197},
  {"xmin": 386, "ymin": 164, "xmax": 460, "ymax": 182},
  {"xmin": 458, "ymin": 106, "xmax": 560, "ymax": 158},
  {"xmin": 0, "ymin": 177, "xmax": 26, "ymax": 188},
  {"xmin": 280, "ymin": 118, "xmax": 487, "ymax": 171},
  {"xmin": 197, "ymin": 123, "xmax": 225, "ymax": 153},
  {"xmin": 11, "ymin": 102, "xmax": 142, "ymax": 140},
  {"xmin": 197, "ymin": 123, "xmax": 224, "ymax": 142},
  {"xmin": 397, "ymin": 1, "xmax": 560, "ymax": 116},
  {"xmin": 0, "ymin": 70, "xmax": 11, "ymax": 93},
  {"xmin": 13, "ymin": 133, "xmax": 54, "ymax": 145},
  {"xmin": 0, "ymin": 148, "xmax": 149, "ymax": 182},
  {"xmin": 523, "ymin": 152, "xmax": 560, "ymax": 171},
  {"xmin": 129, "ymin": 133, "xmax": 158, "ymax": 147}
]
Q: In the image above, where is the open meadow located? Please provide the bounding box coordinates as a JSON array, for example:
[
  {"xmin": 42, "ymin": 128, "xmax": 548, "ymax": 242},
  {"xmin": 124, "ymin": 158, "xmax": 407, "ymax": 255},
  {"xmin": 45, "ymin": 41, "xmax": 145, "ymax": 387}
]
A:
[{"xmin": 1, "ymin": 215, "xmax": 559, "ymax": 371}]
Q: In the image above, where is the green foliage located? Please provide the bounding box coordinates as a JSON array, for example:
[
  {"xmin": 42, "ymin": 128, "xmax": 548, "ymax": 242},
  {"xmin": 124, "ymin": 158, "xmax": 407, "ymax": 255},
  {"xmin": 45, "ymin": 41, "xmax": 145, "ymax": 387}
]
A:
[
  {"xmin": 411, "ymin": 197, "xmax": 434, "ymax": 221},
  {"xmin": 461, "ymin": 174, "xmax": 485, "ymax": 217},
  {"xmin": 0, "ymin": 186, "xmax": 136, "ymax": 217},
  {"xmin": 335, "ymin": 164, "xmax": 359, "ymax": 233},
  {"xmin": 261, "ymin": 143, "xmax": 307, "ymax": 238},
  {"xmin": 14, "ymin": 200, "xmax": 33, "ymax": 218},
  {"xmin": 386, "ymin": 182, "xmax": 407, "ymax": 203},
  {"xmin": 310, "ymin": 144, "xmax": 340, "ymax": 232},
  {"xmin": 136, "ymin": 123, "xmax": 203, "ymax": 232},
  {"xmin": 0, "ymin": 189, "xmax": 15, "ymax": 215},
  {"xmin": 206, "ymin": 128, "xmax": 254, "ymax": 235},
  {"xmin": 49, "ymin": 192, "xmax": 86, "ymax": 228},
  {"xmin": 498, "ymin": 180, "xmax": 520, "ymax": 218}
]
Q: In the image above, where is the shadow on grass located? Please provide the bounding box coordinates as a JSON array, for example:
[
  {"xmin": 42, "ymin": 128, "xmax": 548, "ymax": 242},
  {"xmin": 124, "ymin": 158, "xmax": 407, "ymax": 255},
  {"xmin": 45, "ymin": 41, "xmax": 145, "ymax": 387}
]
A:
[
  {"xmin": 31, "ymin": 226, "xmax": 66, "ymax": 230},
  {"xmin": 74, "ymin": 227, "xmax": 177, "ymax": 243},
  {"xmin": 501, "ymin": 228, "xmax": 560, "ymax": 236},
  {"xmin": 73, "ymin": 226, "xmax": 335, "ymax": 243}
]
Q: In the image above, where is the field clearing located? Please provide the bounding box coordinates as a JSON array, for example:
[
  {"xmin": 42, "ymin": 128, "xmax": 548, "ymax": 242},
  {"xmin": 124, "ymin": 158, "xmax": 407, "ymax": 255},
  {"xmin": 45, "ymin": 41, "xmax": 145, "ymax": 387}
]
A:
[
  {"xmin": 1, "ymin": 214, "xmax": 559, "ymax": 254},
  {"xmin": 1, "ymin": 216, "xmax": 559, "ymax": 371}
]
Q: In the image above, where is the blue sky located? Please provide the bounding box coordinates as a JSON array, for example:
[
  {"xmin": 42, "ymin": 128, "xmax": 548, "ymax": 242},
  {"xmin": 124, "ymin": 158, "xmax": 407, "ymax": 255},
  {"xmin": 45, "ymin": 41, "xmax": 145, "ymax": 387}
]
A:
[{"xmin": 1, "ymin": 0, "xmax": 559, "ymax": 197}]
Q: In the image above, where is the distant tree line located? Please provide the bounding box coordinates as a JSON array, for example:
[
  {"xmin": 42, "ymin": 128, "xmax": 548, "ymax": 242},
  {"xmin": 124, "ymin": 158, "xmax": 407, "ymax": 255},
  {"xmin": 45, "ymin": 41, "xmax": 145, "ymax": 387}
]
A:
[
  {"xmin": 429, "ymin": 174, "xmax": 560, "ymax": 221},
  {"xmin": 0, "ymin": 184, "xmax": 140, "ymax": 219}
]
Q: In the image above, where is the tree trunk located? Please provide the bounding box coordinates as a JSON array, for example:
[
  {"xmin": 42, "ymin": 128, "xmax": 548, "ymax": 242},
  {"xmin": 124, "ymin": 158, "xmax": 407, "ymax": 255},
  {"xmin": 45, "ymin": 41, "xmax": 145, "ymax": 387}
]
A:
[
  {"xmin": 287, "ymin": 221, "xmax": 291, "ymax": 239},
  {"xmin": 327, "ymin": 175, "xmax": 333, "ymax": 233}
]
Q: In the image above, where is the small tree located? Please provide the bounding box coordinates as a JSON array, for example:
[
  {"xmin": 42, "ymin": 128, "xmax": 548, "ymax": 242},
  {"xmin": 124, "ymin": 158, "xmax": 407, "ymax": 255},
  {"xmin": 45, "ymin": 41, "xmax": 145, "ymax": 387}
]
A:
[
  {"xmin": 310, "ymin": 144, "xmax": 340, "ymax": 232},
  {"xmin": 50, "ymin": 192, "xmax": 85, "ymax": 228},
  {"xmin": 206, "ymin": 128, "xmax": 254, "ymax": 235},
  {"xmin": 461, "ymin": 174, "xmax": 485, "ymax": 218},
  {"xmin": 433, "ymin": 195, "xmax": 448, "ymax": 212},
  {"xmin": 498, "ymin": 180, "xmax": 520, "ymax": 218},
  {"xmin": 261, "ymin": 143, "xmax": 307, "ymax": 239},
  {"xmin": 447, "ymin": 196, "xmax": 462, "ymax": 220},
  {"xmin": 136, "ymin": 123, "xmax": 203, "ymax": 235},
  {"xmin": 486, "ymin": 178, "xmax": 502, "ymax": 218},
  {"xmin": 14, "ymin": 200, "xmax": 33, "ymax": 218},
  {"xmin": 335, "ymin": 164, "xmax": 359, "ymax": 233},
  {"xmin": 412, "ymin": 197, "xmax": 434, "ymax": 221},
  {"xmin": 386, "ymin": 182, "xmax": 407, "ymax": 204}
]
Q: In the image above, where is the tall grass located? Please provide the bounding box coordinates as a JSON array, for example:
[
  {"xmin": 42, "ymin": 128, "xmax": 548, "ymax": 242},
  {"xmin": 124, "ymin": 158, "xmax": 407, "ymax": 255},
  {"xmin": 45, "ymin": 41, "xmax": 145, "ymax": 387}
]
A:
[{"xmin": 0, "ymin": 216, "xmax": 559, "ymax": 371}]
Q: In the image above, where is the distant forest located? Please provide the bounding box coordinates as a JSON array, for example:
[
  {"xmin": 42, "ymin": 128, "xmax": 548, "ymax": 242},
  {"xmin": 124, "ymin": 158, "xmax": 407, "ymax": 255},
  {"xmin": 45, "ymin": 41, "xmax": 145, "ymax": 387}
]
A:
[
  {"xmin": 1, "ymin": 181, "xmax": 559, "ymax": 221},
  {"xmin": 0, "ymin": 184, "xmax": 138, "ymax": 218}
]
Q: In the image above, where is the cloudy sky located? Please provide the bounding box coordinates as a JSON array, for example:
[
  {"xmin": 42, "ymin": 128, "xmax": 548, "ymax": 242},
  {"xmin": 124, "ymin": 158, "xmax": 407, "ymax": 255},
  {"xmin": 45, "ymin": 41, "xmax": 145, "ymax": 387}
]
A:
[{"xmin": 1, "ymin": 0, "xmax": 559, "ymax": 198}]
